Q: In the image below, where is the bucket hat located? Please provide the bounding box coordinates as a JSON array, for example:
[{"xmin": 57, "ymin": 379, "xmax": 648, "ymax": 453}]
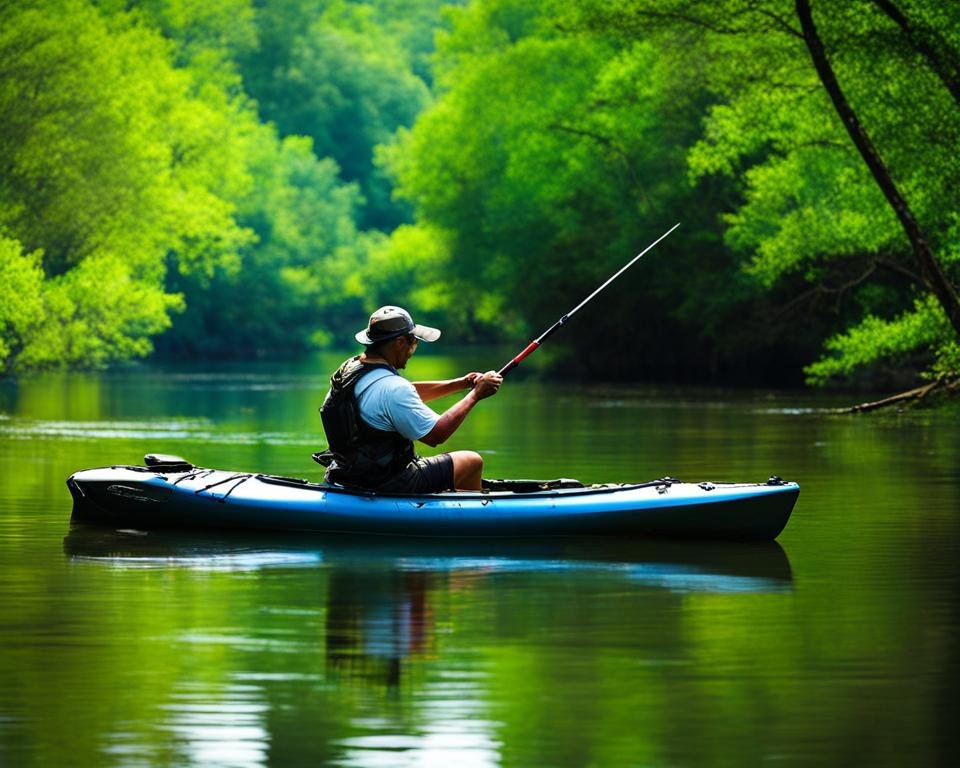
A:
[{"xmin": 355, "ymin": 306, "xmax": 441, "ymax": 345}]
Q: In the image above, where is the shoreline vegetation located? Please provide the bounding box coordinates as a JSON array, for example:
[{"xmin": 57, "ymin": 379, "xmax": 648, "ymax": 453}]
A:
[{"xmin": 1, "ymin": 1, "xmax": 957, "ymax": 396}]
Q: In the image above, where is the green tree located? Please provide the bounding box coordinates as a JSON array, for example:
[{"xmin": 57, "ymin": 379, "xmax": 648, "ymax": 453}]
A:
[
  {"xmin": 578, "ymin": 0, "xmax": 960, "ymax": 385},
  {"xmin": 0, "ymin": 0, "xmax": 252, "ymax": 371},
  {"xmin": 384, "ymin": 0, "xmax": 812, "ymax": 381},
  {"xmin": 238, "ymin": 0, "xmax": 436, "ymax": 230},
  {"xmin": 93, "ymin": 0, "xmax": 258, "ymax": 77},
  {"xmin": 0, "ymin": 237, "xmax": 44, "ymax": 373},
  {"xmin": 159, "ymin": 132, "xmax": 375, "ymax": 356}
]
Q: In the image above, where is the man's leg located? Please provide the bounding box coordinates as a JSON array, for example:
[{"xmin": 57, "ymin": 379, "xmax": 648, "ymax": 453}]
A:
[{"xmin": 449, "ymin": 450, "xmax": 483, "ymax": 490}]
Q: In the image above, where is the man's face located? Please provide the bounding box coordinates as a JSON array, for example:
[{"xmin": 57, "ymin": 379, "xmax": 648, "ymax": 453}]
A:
[{"xmin": 395, "ymin": 334, "xmax": 417, "ymax": 369}]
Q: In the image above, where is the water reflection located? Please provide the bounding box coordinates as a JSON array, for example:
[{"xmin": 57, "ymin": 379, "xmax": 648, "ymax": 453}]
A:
[
  {"xmin": 0, "ymin": 418, "xmax": 319, "ymax": 446},
  {"xmin": 63, "ymin": 526, "xmax": 793, "ymax": 684},
  {"xmin": 325, "ymin": 569, "xmax": 434, "ymax": 688},
  {"xmin": 63, "ymin": 526, "xmax": 324, "ymax": 571},
  {"xmin": 63, "ymin": 525, "xmax": 793, "ymax": 591},
  {"xmin": 160, "ymin": 684, "xmax": 270, "ymax": 768},
  {"xmin": 60, "ymin": 525, "xmax": 794, "ymax": 766}
]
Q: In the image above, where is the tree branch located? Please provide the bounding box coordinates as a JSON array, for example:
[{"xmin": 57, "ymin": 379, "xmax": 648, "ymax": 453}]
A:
[
  {"xmin": 795, "ymin": 0, "xmax": 960, "ymax": 339},
  {"xmin": 774, "ymin": 253, "xmax": 926, "ymax": 321},
  {"xmin": 874, "ymin": 256, "xmax": 924, "ymax": 287},
  {"xmin": 748, "ymin": 3, "xmax": 804, "ymax": 40},
  {"xmin": 601, "ymin": 4, "xmax": 801, "ymax": 38},
  {"xmin": 843, "ymin": 376, "xmax": 959, "ymax": 413},
  {"xmin": 774, "ymin": 260, "xmax": 879, "ymax": 319},
  {"xmin": 548, "ymin": 122, "xmax": 644, "ymax": 193},
  {"xmin": 869, "ymin": 0, "xmax": 960, "ymax": 108}
]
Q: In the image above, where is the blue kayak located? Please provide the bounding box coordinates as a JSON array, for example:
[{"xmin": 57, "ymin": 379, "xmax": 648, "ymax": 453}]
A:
[{"xmin": 67, "ymin": 455, "xmax": 799, "ymax": 541}]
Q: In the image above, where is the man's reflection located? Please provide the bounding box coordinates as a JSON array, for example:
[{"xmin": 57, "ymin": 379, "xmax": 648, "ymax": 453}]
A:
[{"xmin": 326, "ymin": 569, "xmax": 436, "ymax": 688}]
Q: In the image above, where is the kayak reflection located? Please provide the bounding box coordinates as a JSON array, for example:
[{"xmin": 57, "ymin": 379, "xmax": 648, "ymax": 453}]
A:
[
  {"xmin": 63, "ymin": 526, "xmax": 793, "ymax": 687},
  {"xmin": 62, "ymin": 524, "xmax": 792, "ymax": 592}
]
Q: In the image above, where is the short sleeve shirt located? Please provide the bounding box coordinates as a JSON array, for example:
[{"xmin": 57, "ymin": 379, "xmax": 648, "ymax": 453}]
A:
[{"xmin": 355, "ymin": 368, "xmax": 440, "ymax": 440}]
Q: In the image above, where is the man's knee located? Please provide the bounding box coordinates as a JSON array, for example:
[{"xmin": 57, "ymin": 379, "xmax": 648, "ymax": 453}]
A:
[
  {"xmin": 450, "ymin": 450, "xmax": 483, "ymax": 489},
  {"xmin": 452, "ymin": 450, "xmax": 482, "ymax": 472}
]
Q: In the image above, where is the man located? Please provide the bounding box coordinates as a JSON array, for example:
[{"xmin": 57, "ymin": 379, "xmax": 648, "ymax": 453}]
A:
[{"xmin": 319, "ymin": 306, "xmax": 502, "ymax": 492}]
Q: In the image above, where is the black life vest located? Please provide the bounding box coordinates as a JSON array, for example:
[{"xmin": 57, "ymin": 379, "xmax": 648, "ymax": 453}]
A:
[{"xmin": 319, "ymin": 356, "xmax": 416, "ymax": 487}]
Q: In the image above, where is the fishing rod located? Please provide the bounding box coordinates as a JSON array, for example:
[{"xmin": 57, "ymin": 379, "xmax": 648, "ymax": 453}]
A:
[{"xmin": 497, "ymin": 222, "xmax": 681, "ymax": 377}]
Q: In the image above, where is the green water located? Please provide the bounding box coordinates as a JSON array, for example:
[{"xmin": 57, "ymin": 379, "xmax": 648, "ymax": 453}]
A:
[{"xmin": 1, "ymin": 352, "xmax": 958, "ymax": 767}]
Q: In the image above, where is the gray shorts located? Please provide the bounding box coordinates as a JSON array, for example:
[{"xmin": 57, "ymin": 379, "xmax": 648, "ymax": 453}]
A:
[{"xmin": 377, "ymin": 454, "xmax": 455, "ymax": 494}]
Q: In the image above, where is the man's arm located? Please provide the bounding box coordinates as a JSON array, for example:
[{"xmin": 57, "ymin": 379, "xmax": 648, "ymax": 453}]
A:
[
  {"xmin": 413, "ymin": 373, "xmax": 479, "ymax": 403},
  {"xmin": 418, "ymin": 371, "xmax": 501, "ymax": 447}
]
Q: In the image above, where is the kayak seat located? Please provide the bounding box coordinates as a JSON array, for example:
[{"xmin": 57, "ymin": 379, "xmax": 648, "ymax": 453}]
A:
[{"xmin": 481, "ymin": 478, "xmax": 584, "ymax": 493}]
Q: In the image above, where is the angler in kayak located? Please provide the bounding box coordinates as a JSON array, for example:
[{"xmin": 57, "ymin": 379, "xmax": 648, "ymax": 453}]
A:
[
  {"xmin": 318, "ymin": 306, "xmax": 502, "ymax": 492},
  {"xmin": 66, "ymin": 226, "xmax": 798, "ymax": 540}
]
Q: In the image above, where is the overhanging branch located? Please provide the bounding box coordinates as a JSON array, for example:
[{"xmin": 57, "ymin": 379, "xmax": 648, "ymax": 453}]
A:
[{"xmin": 795, "ymin": 0, "xmax": 960, "ymax": 338}]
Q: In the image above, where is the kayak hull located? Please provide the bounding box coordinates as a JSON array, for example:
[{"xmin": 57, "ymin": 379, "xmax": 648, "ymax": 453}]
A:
[{"xmin": 67, "ymin": 464, "xmax": 799, "ymax": 541}]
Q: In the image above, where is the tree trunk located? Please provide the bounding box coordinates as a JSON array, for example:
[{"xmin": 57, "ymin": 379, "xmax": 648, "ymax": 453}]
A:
[
  {"xmin": 870, "ymin": 0, "xmax": 960, "ymax": 108},
  {"xmin": 795, "ymin": 0, "xmax": 960, "ymax": 340}
]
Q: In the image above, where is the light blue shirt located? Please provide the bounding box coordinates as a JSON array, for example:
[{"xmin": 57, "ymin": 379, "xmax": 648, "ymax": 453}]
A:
[{"xmin": 355, "ymin": 368, "xmax": 440, "ymax": 440}]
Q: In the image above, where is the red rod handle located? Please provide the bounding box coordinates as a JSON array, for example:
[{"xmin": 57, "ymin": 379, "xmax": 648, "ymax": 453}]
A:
[{"xmin": 498, "ymin": 341, "xmax": 539, "ymax": 377}]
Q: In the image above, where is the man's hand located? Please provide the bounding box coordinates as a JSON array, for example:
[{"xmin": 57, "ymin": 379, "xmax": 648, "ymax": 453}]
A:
[
  {"xmin": 461, "ymin": 372, "xmax": 481, "ymax": 389},
  {"xmin": 421, "ymin": 371, "xmax": 503, "ymax": 447},
  {"xmin": 472, "ymin": 371, "xmax": 502, "ymax": 400}
]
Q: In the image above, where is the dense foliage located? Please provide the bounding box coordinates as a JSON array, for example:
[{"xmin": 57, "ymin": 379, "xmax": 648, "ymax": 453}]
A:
[
  {"xmin": 387, "ymin": 0, "xmax": 960, "ymax": 384},
  {"xmin": 0, "ymin": 0, "xmax": 957, "ymax": 386}
]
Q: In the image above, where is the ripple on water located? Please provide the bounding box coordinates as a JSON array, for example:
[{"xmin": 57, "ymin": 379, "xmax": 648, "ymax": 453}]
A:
[
  {"xmin": 334, "ymin": 673, "xmax": 502, "ymax": 768},
  {"xmin": 0, "ymin": 418, "xmax": 317, "ymax": 445}
]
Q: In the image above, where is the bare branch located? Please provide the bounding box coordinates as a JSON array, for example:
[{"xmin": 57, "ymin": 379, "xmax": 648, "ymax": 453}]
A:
[
  {"xmin": 775, "ymin": 252, "xmax": 925, "ymax": 322},
  {"xmin": 875, "ymin": 256, "xmax": 924, "ymax": 287},
  {"xmin": 597, "ymin": 4, "xmax": 802, "ymax": 39},
  {"xmin": 843, "ymin": 376, "xmax": 959, "ymax": 413},
  {"xmin": 547, "ymin": 122, "xmax": 644, "ymax": 195},
  {"xmin": 748, "ymin": 2, "xmax": 804, "ymax": 40},
  {"xmin": 774, "ymin": 260, "xmax": 876, "ymax": 320}
]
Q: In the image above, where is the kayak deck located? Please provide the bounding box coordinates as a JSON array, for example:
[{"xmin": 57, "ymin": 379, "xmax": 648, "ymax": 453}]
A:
[{"xmin": 67, "ymin": 459, "xmax": 800, "ymax": 541}]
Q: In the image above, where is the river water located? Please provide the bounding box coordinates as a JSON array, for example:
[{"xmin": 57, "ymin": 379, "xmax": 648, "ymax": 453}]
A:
[{"xmin": 0, "ymin": 352, "xmax": 957, "ymax": 767}]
